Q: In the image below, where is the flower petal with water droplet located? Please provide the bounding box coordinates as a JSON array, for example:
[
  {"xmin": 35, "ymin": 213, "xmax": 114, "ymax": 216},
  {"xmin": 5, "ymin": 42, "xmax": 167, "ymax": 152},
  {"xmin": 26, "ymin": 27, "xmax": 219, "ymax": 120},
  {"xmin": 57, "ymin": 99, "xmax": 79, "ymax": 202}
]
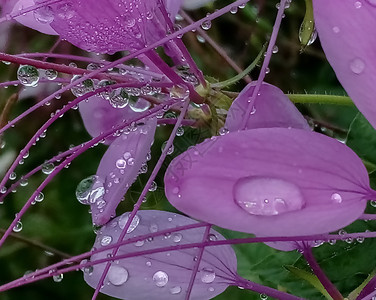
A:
[
  {"xmin": 313, "ymin": 0, "xmax": 376, "ymax": 128},
  {"xmin": 84, "ymin": 210, "xmax": 237, "ymax": 300},
  {"xmin": 12, "ymin": 0, "xmax": 58, "ymax": 35},
  {"xmin": 78, "ymin": 95, "xmax": 137, "ymax": 145},
  {"xmin": 225, "ymin": 82, "xmax": 309, "ymax": 131},
  {"xmin": 91, "ymin": 118, "xmax": 157, "ymax": 226},
  {"xmin": 165, "ymin": 128, "xmax": 370, "ymax": 237}
]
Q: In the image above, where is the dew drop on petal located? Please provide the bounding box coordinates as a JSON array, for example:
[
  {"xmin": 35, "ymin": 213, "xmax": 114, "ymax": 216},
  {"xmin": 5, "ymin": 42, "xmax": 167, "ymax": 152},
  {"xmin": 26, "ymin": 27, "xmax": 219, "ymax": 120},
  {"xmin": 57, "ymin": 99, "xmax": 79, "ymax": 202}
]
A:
[
  {"xmin": 350, "ymin": 58, "xmax": 365, "ymax": 74},
  {"xmin": 100, "ymin": 235, "xmax": 112, "ymax": 246},
  {"xmin": 170, "ymin": 286, "xmax": 182, "ymax": 295},
  {"xmin": 76, "ymin": 175, "xmax": 105, "ymax": 205},
  {"xmin": 118, "ymin": 214, "xmax": 140, "ymax": 233},
  {"xmin": 153, "ymin": 271, "xmax": 168, "ymax": 287},
  {"xmin": 200, "ymin": 268, "xmax": 216, "ymax": 283},
  {"xmin": 108, "ymin": 266, "xmax": 129, "ymax": 286},
  {"xmin": 331, "ymin": 193, "xmax": 342, "ymax": 204},
  {"xmin": 233, "ymin": 177, "xmax": 305, "ymax": 216}
]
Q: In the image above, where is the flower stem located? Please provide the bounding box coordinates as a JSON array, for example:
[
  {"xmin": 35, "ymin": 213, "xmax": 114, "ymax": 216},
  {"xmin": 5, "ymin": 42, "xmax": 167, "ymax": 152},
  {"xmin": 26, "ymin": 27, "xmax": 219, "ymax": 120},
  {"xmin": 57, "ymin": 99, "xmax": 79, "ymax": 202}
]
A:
[
  {"xmin": 302, "ymin": 245, "xmax": 343, "ymax": 300},
  {"xmin": 288, "ymin": 94, "xmax": 353, "ymax": 105}
]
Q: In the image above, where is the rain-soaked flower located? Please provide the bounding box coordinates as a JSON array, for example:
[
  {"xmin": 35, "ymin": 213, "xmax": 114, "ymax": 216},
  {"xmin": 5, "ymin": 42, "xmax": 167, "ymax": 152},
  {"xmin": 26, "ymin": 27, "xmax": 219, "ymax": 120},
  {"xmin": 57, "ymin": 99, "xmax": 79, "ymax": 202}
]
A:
[{"xmin": 2, "ymin": 0, "xmax": 376, "ymax": 299}]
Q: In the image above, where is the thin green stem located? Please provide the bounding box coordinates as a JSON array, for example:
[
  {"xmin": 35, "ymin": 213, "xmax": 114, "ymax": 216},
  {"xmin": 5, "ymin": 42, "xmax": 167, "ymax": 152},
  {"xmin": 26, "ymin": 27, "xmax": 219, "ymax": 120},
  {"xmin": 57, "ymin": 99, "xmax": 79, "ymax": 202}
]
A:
[
  {"xmin": 212, "ymin": 43, "xmax": 267, "ymax": 89},
  {"xmin": 288, "ymin": 94, "xmax": 353, "ymax": 105}
]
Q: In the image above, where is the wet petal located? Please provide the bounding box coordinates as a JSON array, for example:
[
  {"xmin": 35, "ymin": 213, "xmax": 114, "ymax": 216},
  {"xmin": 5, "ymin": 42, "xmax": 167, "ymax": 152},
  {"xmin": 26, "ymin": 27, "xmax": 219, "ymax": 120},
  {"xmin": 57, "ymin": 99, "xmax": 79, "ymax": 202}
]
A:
[
  {"xmin": 313, "ymin": 0, "xmax": 376, "ymax": 128},
  {"xmin": 12, "ymin": 0, "xmax": 58, "ymax": 35},
  {"xmin": 44, "ymin": 0, "xmax": 179, "ymax": 53},
  {"xmin": 78, "ymin": 95, "xmax": 137, "ymax": 145},
  {"xmin": 225, "ymin": 82, "xmax": 309, "ymax": 131},
  {"xmin": 90, "ymin": 118, "xmax": 157, "ymax": 226},
  {"xmin": 84, "ymin": 210, "xmax": 237, "ymax": 300},
  {"xmin": 164, "ymin": 128, "xmax": 370, "ymax": 237}
]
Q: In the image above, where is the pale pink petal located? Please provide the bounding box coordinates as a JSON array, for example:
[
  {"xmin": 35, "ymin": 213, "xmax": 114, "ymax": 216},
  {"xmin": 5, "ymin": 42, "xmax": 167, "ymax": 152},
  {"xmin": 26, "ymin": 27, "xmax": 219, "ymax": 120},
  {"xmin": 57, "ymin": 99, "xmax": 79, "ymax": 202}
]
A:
[
  {"xmin": 225, "ymin": 82, "xmax": 309, "ymax": 131},
  {"xmin": 84, "ymin": 210, "xmax": 237, "ymax": 300},
  {"xmin": 313, "ymin": 0, "xmax": 376, "ymax": 128},
  {"xmin": 165, "ymin": 128, "xmax": 370, "ymax": 237},
  {"xmin": 12, "ymin": 0, "xmax": 58, "ymax": 35}
]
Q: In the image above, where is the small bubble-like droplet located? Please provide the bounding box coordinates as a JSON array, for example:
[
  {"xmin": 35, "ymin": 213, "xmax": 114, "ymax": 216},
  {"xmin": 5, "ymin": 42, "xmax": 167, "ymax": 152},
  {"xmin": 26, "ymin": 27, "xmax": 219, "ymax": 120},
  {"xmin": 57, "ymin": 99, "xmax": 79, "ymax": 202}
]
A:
[
  {"xmin": 350, "ymin": 58, "xmax": 365, "ymax": 74},
  {"xmin": 200, "ymin": 268, "xmax": 216, "ymax": 283},
  {"xmin": 153, "ymin": 271, "xmax": 168, "ymax": 287}
]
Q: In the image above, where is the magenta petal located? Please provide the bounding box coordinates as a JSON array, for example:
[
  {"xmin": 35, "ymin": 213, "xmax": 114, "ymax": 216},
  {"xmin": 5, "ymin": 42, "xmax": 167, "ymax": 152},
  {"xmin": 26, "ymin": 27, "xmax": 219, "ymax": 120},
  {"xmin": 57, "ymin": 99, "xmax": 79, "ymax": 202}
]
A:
[
  {"xmin": 313, "ymin": 0, "xmax": 376, "ymax": 129},
  {"xmin": 90, "ymin": 118, "xmax": 157, "ymax": 226},
  {"xmin": 225, "ymin": 82, "xmax": 309, "ymax": 131},
  {"xmin": 78, "ymin": 96, "xmax": 137, "ymax": 145},
  {"xmin": 165, "ymin": 128, "xmax": 370, "ymax": 237},
  {"xmin": 84, "ymin": 210, "xmax": 237, "ymax": 300},
  {"xmin": 47, "ymin": 0, "xmax": 177, "ymax": 53},
  {"xmin": 12, "ymin": 0, "xmax": 58, "ymax": 35}
]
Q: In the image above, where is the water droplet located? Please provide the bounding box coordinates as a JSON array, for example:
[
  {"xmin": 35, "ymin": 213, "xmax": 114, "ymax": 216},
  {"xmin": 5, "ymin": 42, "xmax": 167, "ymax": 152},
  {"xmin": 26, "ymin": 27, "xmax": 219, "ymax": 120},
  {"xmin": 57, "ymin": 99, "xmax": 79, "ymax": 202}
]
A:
[
  {"xmin": 134, "ymin": 240, "xmax": 145, "ymax": 247},
  {"xmin": 42, "ymin": 162, "xmax": 55, "ymax": 174},
  {"xmin": 332, "ymin": 26, "xmax": 340, "ymax": 33},
  {"xmin": 34, "ymin": 5, "xmax": 54, "ymax": 23},
  {"xmin": 118, "ymin": 214, "xmax": 140, "ymax": 233},
  {"xmin": 354, "ymin": 1, "xmax": 362, "ymax": 8},
  {"xmin": 17, "ymin": 65, "xmax": 40, "ymax": 86},
  {"xmin": 200, "ymin": 268, "xmax": 216, "ymax": 283},
  {"xmin": 76, "ymin": 175, "xmax": 105, "ymax": 205},
  {"xmin": 35, "ymin": 192, "xmax": 44, "ymax": 202},
  {"xmin": 108, "ymin": 266, "xmax": 128, "ymax": 286},
  {"xmin": 45, "ymin": 69, "xmax": 58, "ymax": 80},
  {"xmin": 116, "ymin": 159, "xmax": 127, "ymax": 169},
  {"xmin": 208, "ymin": 234, "xmax": 217, "ymax": 241},
  {"xmin": 161, "ymin": 141, "xmax": 174, "ymax": 155},
  {"xmin": 201, "ymin": 20, "xmax": 211, "ymax": 30},
  {"xmin": 170, "ymin": 286, "xmax": 182, "ymax": 295},
  {"xmin": 260, "ymin": 294, "xmax": 268, "ymax": 300},
  {"xmin": 172, "ymin": 233, "xmax": 182, "ymax": 243},
  {"xmin": 9, "ymin": 172, "xmax": 16, "ymax": 180},
  {"xmin": 153, "ymin": 271, "xmax": 168, "ymax": 287},
  {"xmin": 13, "ymin": 220, "xmax": 23, "ymax": 232},
  {"xmin": 233, "ymin": 177, "xmax": 305, "ymax": 216},
  {"xmin": 148, "ymin": 181, "xmax": 157, "ymax": 192},
  {"xmin": 331, "ymin": 193, "xmax": 342, "ymax": 204},
  {"xmin": 53, "ymin": 273, "xmax": 63, "ymax": 283},
  {"xmin": 70, "ymin": 75, "xmax": 94, "ymax": 97},
  {"xmin": 149, "ymin": 223, "xmax": 158, "ymax": 233},
  {"xmin": 350, "ymin": 58, "xmax": 365, "ymax": 74},
  {"xmin": 100, "ymin": 235, "xmax": 112, "ymax": 246}
]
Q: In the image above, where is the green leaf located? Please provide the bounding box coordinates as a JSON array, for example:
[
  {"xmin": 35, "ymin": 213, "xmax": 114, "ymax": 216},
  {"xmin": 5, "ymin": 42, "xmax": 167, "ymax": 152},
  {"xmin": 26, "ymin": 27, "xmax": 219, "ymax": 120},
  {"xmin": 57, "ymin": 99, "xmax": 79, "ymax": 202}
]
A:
[
  {"xmin": 285, "ymin": 265, "xmax": 332, "ymax": 300},
  {"xmin": 347, "ymin": 113, "xmax": 376, "ymax": 171}
]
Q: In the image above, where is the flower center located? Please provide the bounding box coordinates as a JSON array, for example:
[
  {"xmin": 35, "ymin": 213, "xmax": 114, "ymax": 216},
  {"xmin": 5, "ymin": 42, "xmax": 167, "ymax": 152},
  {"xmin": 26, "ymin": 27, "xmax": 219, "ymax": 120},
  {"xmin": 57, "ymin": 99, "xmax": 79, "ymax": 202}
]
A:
[{"xmin": 233, "ymin": 176, "xmax": 305, "ymax": 216}]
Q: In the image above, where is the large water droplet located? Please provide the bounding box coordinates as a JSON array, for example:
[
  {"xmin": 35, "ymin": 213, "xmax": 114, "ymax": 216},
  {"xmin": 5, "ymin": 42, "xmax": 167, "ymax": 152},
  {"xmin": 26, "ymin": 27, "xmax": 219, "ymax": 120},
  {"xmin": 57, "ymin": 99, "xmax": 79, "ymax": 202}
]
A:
[
  {"xmin": 76, "ymin": 175, "xmax": 105, "ymax": 205},
  {"xmin": 200, "ymin": 268, "xmax": 216, "ymax": 283},
  {"xmin": 331, "ymin": 193, "xmax": 342, "ymax": 204},
  {"xmin": 118, "ymin": 214, "xmax": 140, "ymax": 233},
  {"xmin": 70, "ymin": 75, "xmax": 94, "ymax": 97},
  {"xmin": 34, "ymin": 5, "xmax": 54, "ymax": 24},
  {"xmin": 233, "ymin": 177, "xmax": 305, "ymax": 216},
  {"xmin": 100, "ymin": 235, "xmax": 112, "ymax": 246},
  {"xmin": 52, "ymin": 273, "xmax": 63, "ymax": 283},
  {"xmin": 17, "ymin": 65, "xmax": 40, "ymax": 87},
  {"xmin": 108, "ymin": 266, "xmax": 129, "ymax": 286},
  {"xmin": 13, "ymin": 220, "xmax": 23, "ymax": 232},
  {"xmin": 153, "ymin": 271, "xmax": 168, "ymax": 287}
]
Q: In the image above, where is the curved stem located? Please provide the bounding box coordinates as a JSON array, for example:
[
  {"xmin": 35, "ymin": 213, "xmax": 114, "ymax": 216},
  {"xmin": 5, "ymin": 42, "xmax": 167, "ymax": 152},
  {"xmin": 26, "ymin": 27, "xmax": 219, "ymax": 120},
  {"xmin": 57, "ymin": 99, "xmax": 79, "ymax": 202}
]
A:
[{"xmin": 302, "ymin": 245, "xmax": 343, "ymax": 300}]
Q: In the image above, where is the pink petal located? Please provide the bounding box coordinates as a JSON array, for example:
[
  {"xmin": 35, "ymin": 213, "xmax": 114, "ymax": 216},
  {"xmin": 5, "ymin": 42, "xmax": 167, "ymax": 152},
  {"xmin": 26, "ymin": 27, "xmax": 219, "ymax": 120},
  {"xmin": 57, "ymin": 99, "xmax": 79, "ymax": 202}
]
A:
[
  {"xmin": 84, "ymin": 210, "xmax": 237, "ymax": 300},
  {"xmin": 313, "ymin": 0, "xmax": 376, "ymax": 128},
  {"xmin": 78, "ymin": 95, "xmax": 137, "ymax": 145},
  {"xmin": 164, "ymin": 128, "xmax": 370, "ymax": 237},
  {"xmin": 90, "ymin": 118, "xmax": 157, "ymax": 226},
  {"xmin": 45, "ymin": 0, "xmax": 179, "ymax": 53},
  {"xmin": 225, "ymin": 82, "xmax": 309, "ymax": 131},
  {"xmin": 12, "ymin": 0, "xmax": 58, "ymax": 35}
]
